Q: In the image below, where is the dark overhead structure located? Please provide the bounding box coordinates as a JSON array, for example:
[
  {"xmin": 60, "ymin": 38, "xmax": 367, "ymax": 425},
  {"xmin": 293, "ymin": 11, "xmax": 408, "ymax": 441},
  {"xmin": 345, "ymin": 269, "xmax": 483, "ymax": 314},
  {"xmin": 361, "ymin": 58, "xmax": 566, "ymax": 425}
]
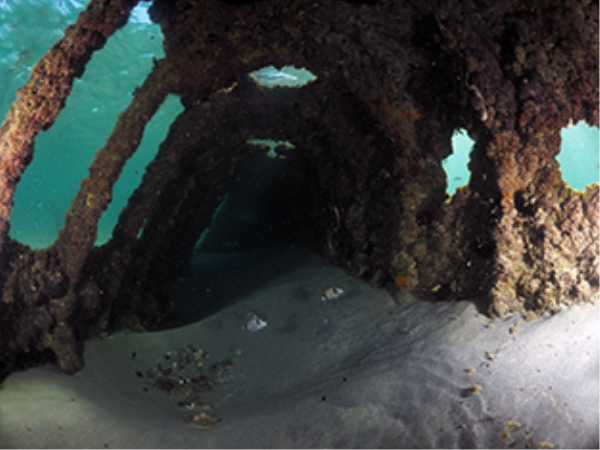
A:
[{"xmin": 0, "ymin": 0, "xmax": 597, "ymax": 377}]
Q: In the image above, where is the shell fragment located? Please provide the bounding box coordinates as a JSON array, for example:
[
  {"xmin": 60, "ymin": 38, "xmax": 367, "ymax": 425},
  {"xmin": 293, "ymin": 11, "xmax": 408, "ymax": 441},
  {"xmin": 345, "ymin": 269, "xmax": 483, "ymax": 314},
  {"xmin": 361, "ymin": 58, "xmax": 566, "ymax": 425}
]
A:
[
  {"xmin": 245, "ymin": 313, "xmax": 268, "ymax": 332},
  {"xmin": 321, "ymin": 287, "xmax": 344, "ymax": 301}
]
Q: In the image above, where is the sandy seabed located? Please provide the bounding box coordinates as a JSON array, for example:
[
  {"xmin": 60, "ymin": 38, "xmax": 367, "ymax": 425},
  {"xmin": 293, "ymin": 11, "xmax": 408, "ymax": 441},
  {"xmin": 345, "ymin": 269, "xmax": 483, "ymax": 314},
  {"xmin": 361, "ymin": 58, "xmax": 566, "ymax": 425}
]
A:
[{"xmin": 0, "ymin": 247, "xmax": 598, "ymax": 448}]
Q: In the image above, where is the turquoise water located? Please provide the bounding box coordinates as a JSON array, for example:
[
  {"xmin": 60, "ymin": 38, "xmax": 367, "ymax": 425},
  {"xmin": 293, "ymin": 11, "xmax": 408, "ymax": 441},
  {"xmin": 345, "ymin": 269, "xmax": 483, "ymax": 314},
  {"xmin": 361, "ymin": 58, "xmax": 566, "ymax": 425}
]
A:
[
  {"xmin": 250, "ymin": 66, "xmax": 316, "ymax": 87},
  {"xmin": 0, "ymin": 2, "xmax": 182, "ymax": 248},
  {"xmin": 558, "ymin": 122, "xmax": 600, "ymax": 191},
  {"xmin": 446, "ymin": 124, "xmax": 599, "ymax": 195},
  {"xmin": 444, "ymin": 130, "xmax": 474, "ymax": 195}
]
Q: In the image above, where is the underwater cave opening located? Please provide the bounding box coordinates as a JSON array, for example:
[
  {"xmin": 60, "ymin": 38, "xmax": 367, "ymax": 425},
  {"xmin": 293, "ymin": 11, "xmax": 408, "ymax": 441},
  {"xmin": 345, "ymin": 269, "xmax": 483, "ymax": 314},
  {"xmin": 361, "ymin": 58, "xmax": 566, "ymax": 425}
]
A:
[
  {"xmin": 195, "ymin": 140, "xmax": 307, "ymax": 253},
  {"xmin": 557, "ymin": 121, "xmax": 599, "ymax": 191},
  {"xmin": 162, "ymin": 139, "xmax": 323, "ymax": 328}
]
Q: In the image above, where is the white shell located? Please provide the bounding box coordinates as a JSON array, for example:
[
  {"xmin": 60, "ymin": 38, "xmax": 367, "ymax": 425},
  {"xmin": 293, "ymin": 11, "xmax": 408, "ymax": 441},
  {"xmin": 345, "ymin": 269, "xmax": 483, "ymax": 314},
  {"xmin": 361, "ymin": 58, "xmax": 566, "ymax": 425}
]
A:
[
  {"xmin": 245, "ymin": 313, "xmax": 268, "ymax": 332},
  {"xmin": 321, "ymin": 287, "xmax": 344, "ymax": 301}
]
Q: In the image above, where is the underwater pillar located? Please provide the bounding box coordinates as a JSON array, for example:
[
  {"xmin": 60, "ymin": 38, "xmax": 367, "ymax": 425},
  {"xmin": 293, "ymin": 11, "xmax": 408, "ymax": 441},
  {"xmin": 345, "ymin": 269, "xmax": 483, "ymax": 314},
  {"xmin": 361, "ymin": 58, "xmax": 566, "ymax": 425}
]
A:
[{"xmin": 0, "ymin": 0, "xmax": 144, "ymax": 376}]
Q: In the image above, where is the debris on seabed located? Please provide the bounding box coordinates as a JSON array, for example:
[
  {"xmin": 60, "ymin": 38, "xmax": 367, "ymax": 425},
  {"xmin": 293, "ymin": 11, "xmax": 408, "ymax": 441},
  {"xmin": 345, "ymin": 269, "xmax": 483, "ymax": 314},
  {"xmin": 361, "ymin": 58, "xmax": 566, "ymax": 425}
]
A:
[
  {"xmin": 184, "ymin": 412, "xmax": 222, "ymax": 428},
  {"xmin": 461, "ymin": 384, "xmax": 482, "ymax": 397},
  {"xmin": 321, "ymin": 286, "xmax": 344, "ymax": 301},
  {"xmin": 509, "ymin": 321, "xmax": 523, "ymax": 335},
  {"xmin": 244, "ymin": 312, "xmax": 268, "ymax": 332},
  {"xmin": 501, "ymin": 417, "xmax": 522, "ymax": 441},
  {"xmin": 144, "ymin": 344, "xmax": 234, "ymax": 413}
]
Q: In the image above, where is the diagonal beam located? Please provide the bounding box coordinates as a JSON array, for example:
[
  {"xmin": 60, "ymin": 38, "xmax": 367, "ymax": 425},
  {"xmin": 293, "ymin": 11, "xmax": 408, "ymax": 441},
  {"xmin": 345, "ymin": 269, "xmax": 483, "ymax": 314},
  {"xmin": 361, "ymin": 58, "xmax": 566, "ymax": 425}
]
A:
[{"xmin": 0, "ymin": 0, "xmax": 140, "ymax": 257}]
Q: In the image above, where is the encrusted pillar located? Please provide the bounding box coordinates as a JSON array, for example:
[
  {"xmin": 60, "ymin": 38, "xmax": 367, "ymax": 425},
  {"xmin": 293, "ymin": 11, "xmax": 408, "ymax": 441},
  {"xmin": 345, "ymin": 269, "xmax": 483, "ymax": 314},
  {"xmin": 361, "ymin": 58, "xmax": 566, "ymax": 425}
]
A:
[
  {"xmin": 432, "ymin": 0, "xmax": 600, "ymax": 316},
  {"xmin": 0, "ymin": 0, "xmax": 142, "ymax": 378}
]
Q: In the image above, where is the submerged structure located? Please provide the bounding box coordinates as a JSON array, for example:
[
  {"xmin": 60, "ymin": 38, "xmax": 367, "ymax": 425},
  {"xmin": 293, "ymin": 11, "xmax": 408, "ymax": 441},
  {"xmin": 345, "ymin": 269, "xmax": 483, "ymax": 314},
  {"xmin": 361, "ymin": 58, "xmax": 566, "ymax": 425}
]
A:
[{"xmin": 0, "ymin": 0, "xmax": 597, "ymax": 377}]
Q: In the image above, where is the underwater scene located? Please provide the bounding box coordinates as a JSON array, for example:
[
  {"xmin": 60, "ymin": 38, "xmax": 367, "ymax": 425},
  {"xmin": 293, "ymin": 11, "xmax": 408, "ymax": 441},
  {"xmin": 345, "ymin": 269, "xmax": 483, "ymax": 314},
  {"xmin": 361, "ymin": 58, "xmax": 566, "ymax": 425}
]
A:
[
  {"xmin": 1, "ymin": 1, "xmax": 182, "ymax": 248},
  {"xmin": 0, "ymin": 1, "xmax": 598, "ymax": 448}
]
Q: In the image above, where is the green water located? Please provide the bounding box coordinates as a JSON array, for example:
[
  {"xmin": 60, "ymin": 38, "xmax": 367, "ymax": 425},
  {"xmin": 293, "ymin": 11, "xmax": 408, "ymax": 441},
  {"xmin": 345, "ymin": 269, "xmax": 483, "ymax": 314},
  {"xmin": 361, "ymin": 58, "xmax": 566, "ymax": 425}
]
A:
[
  {"xmin": 250, "ymin": 65, "xmax": 316, "ymax": 87},
  {"xmin": 558, "ymin": 122, "xmax": 600, "ymax": 190},
  {"xmin": 444, "ymin": 131, "xmax": 473, "ymax": 195},
  {"xmin": 0, "ymin": 2, "xmax": 183, "ymax": 248},
  {"xmin": 446, "ymin": 124, "xmax": 599, "ymax": 195}
]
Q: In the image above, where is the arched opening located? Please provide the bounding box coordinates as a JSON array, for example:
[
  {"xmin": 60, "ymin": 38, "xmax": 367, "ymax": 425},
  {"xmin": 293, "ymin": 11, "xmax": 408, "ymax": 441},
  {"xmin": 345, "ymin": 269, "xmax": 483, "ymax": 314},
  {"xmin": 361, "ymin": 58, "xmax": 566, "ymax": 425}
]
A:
[
  {"xmin": 164, "ymin": 138, "xmax": 323, "ymax": 327},
  {"xmin": 195, "ymin": 139, "xmax": 306, "ymax": 253}
]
